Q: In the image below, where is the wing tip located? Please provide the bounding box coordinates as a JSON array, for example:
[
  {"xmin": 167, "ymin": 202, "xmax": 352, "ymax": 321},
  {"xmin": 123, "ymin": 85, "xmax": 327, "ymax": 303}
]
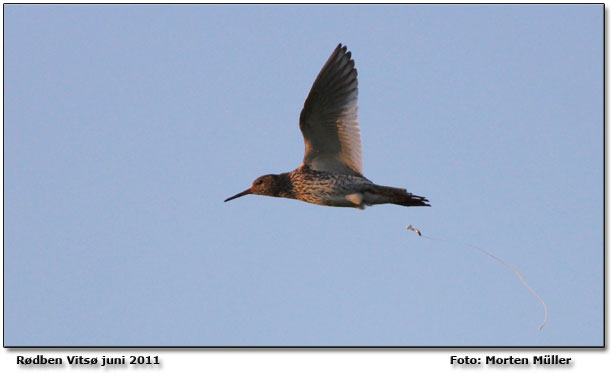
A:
[{"xmin": 335, "ymin": 43, "xmax": 350, "ymax": 57}]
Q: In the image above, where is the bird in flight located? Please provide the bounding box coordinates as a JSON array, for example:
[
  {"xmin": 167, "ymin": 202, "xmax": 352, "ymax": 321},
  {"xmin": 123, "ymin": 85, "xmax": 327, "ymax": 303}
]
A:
[
  {"xmin": 406, "ymin": 225, "xmax": 422, "ymax": 236},
  {"xmin": 225, "ymin": 44, "xmax": 429, "ymax": 209}
]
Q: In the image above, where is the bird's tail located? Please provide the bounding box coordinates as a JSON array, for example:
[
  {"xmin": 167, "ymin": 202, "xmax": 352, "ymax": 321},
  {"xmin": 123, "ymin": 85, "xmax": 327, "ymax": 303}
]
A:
[{"xmin": 369, "ymin": 185, "xmax": 430, "ymax": 207}]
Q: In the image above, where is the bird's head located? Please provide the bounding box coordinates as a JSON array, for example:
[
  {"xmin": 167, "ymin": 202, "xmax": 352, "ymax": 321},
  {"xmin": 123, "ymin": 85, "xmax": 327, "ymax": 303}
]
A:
[{"xmin": 224, "ymin": 174, "xmax": 281, "ymax": 202}]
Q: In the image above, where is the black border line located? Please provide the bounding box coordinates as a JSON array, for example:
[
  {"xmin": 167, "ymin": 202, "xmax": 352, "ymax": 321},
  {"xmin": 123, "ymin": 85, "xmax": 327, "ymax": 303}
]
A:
[{"xmin": 2, "ymin": 2, "xmax": 606, "ymax": 349}]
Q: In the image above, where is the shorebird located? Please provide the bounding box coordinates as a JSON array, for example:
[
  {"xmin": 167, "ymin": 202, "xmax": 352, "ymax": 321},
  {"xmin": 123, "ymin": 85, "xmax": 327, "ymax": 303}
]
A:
[{"xmin": 224, "ymin": 44, "xmax": 430, "ymax": 209}]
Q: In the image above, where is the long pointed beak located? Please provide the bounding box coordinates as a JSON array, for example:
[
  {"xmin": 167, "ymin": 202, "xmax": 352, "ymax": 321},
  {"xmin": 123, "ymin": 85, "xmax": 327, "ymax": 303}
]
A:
[{"xmin": 224, "ymin": 188, "xmax": 252, "ymax": 202}]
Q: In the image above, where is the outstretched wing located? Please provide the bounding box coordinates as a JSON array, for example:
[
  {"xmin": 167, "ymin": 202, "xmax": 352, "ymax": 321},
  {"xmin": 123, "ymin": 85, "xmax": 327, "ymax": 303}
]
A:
[{"xmin": 299, "ymin": 44, "xmax": 362, "ymax": 176}]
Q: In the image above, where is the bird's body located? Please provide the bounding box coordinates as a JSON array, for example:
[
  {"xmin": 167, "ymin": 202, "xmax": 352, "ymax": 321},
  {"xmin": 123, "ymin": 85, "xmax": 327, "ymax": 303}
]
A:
[
  {"xmin": 225, "ymin": 44, "xmax": 430, "ymax": 209},
  {"xmin": 268, "ymin": 166, "xmax": 373, "ymax": 206},
  {"xmin": 264, "ymin": 165, "xmax": 428, "ymax": 209}
]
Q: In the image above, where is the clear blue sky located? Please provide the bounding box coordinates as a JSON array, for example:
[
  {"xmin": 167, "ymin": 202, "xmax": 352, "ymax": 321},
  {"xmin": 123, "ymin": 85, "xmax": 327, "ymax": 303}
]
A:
[{"xmin": 4, "ymin": 4, "xmax": 603, "ymax": 346}]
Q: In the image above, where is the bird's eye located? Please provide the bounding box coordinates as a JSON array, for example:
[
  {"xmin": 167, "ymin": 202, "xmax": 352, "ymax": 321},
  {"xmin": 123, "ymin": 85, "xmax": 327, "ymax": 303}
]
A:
[{"xmin": 256, "ymin": 179, "xmax": 264, "ymax": 185}]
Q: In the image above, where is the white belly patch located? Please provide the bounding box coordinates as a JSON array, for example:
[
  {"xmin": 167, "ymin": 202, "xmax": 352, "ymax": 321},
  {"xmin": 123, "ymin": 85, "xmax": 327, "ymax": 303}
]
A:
[{"xmin": 345, "ymin": 193, "xmax": 364, "ymax": 206}]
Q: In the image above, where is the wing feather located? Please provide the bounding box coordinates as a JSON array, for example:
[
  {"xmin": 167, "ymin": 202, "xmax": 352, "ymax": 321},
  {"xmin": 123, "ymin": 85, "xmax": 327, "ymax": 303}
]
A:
[{"xmin": 299, "ymin": 44, "xmax": 362, "ymax": 175}]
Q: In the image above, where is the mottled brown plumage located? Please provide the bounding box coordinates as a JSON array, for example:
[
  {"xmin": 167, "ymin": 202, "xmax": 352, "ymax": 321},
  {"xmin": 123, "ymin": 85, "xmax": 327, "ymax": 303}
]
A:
[{"xmin": 224, "ymin": 44, "xmax": 429, "ymax": 209}]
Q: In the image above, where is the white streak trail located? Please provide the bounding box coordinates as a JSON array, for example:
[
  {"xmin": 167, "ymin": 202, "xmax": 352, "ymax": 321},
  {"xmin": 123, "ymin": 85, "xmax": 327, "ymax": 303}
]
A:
[{"xmin": 417, "ymin": 234, "xmax": 548, "ymax": 331}]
